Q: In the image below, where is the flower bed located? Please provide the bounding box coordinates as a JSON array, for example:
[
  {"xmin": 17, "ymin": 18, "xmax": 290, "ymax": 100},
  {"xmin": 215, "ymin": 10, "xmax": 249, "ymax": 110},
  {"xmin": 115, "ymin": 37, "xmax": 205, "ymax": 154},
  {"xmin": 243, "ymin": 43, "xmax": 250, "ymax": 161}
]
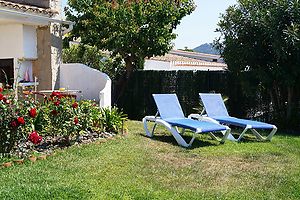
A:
[{"xmin": 0, "ymin": 87, "xmax": 127, "ymax": 159}]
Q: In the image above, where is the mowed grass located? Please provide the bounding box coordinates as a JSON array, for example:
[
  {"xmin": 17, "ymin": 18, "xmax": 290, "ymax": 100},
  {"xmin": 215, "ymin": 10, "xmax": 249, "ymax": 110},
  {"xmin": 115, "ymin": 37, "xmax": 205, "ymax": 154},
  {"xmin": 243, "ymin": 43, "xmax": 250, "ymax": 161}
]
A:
[{"xmin": 0, "ymin": 120, "xmax": 300, "ymax": 199}]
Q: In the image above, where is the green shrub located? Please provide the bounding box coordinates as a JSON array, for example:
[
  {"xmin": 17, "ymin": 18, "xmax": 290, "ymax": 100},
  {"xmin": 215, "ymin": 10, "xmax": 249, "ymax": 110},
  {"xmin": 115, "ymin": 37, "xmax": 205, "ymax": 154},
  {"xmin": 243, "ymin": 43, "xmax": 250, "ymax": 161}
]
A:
[{"xmin": 100, "ymin": 107, "xmax": 127, "ymax": 133}]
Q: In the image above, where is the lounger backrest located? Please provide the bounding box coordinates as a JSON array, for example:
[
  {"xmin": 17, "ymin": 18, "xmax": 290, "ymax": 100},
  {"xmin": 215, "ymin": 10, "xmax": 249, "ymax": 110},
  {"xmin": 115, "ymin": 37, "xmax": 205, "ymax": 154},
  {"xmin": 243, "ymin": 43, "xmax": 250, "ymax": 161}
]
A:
[
  {"xmin": 152, "ymin": 94, "xmax": 185, "ymax": 119},
  {"xmin": 199, "ymin": 93, "xmax": 229, "ymax": 117}
]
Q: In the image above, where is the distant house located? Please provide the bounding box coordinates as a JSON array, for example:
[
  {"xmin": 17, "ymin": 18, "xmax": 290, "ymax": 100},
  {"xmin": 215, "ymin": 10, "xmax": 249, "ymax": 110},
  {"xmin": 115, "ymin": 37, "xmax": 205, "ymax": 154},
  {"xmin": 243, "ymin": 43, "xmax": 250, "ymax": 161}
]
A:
[
  {"xmin": 144, "ymin": 49, "xmax": 227, "ymax": 71},
  {"xmin": 0, "ymin": 0, "xmax": 111, "ymax": 107},
  {"xmin": 0, "ymin": 0, "xmax": 73, "ymax": 90}
]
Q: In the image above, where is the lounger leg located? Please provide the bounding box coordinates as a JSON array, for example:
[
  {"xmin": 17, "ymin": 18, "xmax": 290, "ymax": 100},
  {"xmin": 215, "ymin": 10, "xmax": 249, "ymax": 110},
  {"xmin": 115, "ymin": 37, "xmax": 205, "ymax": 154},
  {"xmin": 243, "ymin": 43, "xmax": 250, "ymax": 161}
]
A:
[
  {"xmin": 143, "ymin": 117, "xmax": 154, "ymax": 137},
  {"xmin": 188, "ymin": 132, "xmax": 197, "ymax": 146},
  {"xmin": 220, "ymin": 127, "xmax": 231, "ymax": 143},
  {"xmin": 250, "ymin": 129, "xmax": 265, "ymax": 141},
  {"xmin": 155, "ymin": 119, "xmax": 190, "ymax": 147},
  {"xmin": 237, "ymin": 127, "xmax": 250, "ymax": 142},
  {"xmin": 151, "ymin": 124, "xmax": 157, "ymax": 136},
  {"xmin": 266, "ymin": 127, "xmax": 277, "ymax": 141}
]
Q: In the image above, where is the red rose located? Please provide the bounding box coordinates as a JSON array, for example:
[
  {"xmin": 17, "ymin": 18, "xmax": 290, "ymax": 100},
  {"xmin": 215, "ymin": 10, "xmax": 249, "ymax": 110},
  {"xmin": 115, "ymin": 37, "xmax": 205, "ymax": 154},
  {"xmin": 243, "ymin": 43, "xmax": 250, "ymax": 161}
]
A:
[
  {"xmin": 72, "ymin": 102, "xmax": 78, "ymax": 109},
  {"xmin": 0, "ymin": 87, "xmax": 3, "ymax": 92},
  {"xmin": 54, "ymin": 101, "xmax": 60, "ymax": 106},
  {"xmin": 51, "ymin": 110, "xmax": 58, "ymax": 116},
  {"xmin": 17, "ymin": 117, "xmax": 25, "ymax": 125},
  {"xmin": 50, "ymin": 91, "xmax": 61, "ymax": 98},
  {"xmin": 29, "ymin": 108, "xmax": 37, "ymax": 118},
  {"xmin": 11, "ymin": 120, "xmax": 18, "ymax": 128},
  {"xmin": 74, "ymin": 117, "xmax": 79, "ymax": 125},
  {"xmin": 0, "ymin": 93, "xmax": 3, "ymax": 101},
  {"xmin": 28, "ymin": 131, "xmax": 43, "ymax": 144}
]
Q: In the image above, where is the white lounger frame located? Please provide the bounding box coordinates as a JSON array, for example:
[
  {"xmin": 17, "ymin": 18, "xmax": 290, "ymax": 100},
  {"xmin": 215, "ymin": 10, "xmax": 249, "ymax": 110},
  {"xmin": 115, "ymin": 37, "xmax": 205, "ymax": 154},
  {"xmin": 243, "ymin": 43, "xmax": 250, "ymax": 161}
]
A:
[
  {"xmin": 188, "ymin": 113, "xmax": 277, "ymax": 142},
  {"xmin": 142, "ymin": 113, "xmax": 231, "ymax": 148}
]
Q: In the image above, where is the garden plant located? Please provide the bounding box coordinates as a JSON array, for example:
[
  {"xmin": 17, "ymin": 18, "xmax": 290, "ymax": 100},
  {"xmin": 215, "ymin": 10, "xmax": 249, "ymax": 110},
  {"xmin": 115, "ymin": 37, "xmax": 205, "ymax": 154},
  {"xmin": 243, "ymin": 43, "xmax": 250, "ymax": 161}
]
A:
[{"xmin": 0, "ymin": 86, "xmax": 127, "ymax": 160}]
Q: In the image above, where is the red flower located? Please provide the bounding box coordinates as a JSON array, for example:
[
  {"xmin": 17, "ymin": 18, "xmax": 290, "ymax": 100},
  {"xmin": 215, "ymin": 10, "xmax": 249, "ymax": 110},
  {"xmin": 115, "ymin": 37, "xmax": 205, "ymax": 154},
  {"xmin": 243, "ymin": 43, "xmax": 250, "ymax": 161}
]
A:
[
  {"xmin": 74, "ymin": 117, "xmax": 79, "ymax": 125},
  {"xmin": 29, "ymin": 108, "xmax": 37, "ymax": 118},
  {"xmin": 28, "ymin": 131, "xmax": 43, "ymax": 145},
  {"xmin": 51, "ymin": 91, "xmax": 60, "ymax": 97},
  {"xmin": 0, "ymin": 87, "xmax": 3, "ymax": 92},
  {"xmin": 54, "ymin": 101, "xmax": 60, "ymax": 106},
  {"xmin": 17, "ymin": 117, "xmax": 25, "ymax": 125},
  {"xmin": 51, "ymin": 110, "xmax": 58, "ymax": 116},
  {"xmin": 72, "ymin": 102, "xmax": 78, "ymax": 109},
  {"xmin": 10, "ymin": 120, "xmax": 18, "ymax": 128},
  {"xmin": 0, "ymin": 93, "xmax": 3, "ymax": 101}
]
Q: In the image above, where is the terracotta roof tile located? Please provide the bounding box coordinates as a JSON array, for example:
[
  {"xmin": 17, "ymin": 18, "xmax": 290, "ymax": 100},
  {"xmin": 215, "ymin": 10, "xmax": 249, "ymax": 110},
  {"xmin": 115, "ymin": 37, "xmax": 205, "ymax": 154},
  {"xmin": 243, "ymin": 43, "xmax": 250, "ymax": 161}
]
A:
[
  {"xmin": 148, "ymin": 53, "xmax": 227, "ymax": 69},
  {"xmin": 0, "ymin": 0, "xmax": 58, "ymax": 16}
]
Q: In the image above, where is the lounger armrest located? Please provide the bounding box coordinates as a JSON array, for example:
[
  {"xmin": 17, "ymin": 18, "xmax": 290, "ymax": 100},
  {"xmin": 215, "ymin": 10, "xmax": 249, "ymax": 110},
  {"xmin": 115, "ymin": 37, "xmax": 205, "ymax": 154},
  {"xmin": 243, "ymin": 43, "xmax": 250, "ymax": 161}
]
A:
[
  {"xmin": 188, "ymin": 114, "xmax": 220, "ymax": 124},
  {"xmin": 143, "ymin": 115, "xmax": 161, "ymax": 122}
]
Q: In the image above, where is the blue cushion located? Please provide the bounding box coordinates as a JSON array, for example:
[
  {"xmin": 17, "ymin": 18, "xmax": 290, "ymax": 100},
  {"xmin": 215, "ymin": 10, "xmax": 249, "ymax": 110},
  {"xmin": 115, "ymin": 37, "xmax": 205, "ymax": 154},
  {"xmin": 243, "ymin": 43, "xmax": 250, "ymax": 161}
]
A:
[
  {"xmin": 213, "ymin": 116, "xmax": 274, "ymax": 129},
  {"xmin": 165, "ymin": 118, "xmax": 226, "ymax": 133}
]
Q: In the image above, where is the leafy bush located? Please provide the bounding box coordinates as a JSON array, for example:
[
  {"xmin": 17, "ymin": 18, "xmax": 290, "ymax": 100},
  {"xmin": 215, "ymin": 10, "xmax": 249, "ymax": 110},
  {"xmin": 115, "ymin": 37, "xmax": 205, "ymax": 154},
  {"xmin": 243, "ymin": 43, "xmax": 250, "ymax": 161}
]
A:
[{"xmin": 100, "ymin": 107, "xmax": 127, "ymax": 133}]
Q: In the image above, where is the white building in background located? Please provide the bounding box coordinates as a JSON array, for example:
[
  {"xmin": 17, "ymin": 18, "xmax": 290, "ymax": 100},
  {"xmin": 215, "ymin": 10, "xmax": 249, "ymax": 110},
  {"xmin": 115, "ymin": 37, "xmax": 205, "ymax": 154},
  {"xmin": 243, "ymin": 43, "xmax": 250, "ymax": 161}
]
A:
[{"xmin": 144, "ymin": 50, "xmax": 227, "ymax": 71}]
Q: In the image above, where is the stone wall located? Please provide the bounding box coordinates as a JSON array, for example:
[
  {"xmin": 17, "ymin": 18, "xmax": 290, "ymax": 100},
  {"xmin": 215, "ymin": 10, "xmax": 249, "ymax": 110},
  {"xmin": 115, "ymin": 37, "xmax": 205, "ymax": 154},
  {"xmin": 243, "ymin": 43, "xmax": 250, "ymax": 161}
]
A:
[{"xmin": 32, "ymin": 26, "xmax": 52, "ymax": 90}]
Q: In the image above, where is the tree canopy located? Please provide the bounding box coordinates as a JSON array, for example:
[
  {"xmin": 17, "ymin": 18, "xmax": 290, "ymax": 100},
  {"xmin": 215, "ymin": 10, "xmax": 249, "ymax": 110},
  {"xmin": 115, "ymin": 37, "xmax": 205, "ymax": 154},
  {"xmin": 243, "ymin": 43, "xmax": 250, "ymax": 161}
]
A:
[
  {"xmin": 66, "ymin": 0, "xmax": 195, "ymax": 75},
  {"xmin": 215, "ymin": 0, "xmax": 300, "ymax": 128}
]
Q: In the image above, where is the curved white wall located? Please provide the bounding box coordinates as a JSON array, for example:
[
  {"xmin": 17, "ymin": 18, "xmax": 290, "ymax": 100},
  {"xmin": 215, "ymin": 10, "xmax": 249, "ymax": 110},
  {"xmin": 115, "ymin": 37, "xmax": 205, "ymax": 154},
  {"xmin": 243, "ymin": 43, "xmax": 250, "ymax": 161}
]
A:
[{"xmin": 59, "ymin": 63, "xmax": 111, "ymax": 107}]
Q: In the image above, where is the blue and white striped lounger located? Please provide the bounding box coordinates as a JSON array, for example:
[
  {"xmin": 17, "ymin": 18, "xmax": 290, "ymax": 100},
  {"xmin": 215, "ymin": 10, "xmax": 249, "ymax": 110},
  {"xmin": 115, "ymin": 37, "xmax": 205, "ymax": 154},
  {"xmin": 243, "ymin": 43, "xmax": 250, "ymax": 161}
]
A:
[{"xmin": 142, "ymin": 94, "xmax": 230, "ymax": 147}]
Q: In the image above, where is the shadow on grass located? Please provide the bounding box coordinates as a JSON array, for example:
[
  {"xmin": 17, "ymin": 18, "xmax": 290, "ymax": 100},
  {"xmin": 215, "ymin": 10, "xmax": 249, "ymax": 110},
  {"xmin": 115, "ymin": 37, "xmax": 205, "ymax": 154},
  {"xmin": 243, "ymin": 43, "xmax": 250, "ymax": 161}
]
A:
[{"xmin": 140, "ymin": 133, "xmax": 220, "ymax": 149}]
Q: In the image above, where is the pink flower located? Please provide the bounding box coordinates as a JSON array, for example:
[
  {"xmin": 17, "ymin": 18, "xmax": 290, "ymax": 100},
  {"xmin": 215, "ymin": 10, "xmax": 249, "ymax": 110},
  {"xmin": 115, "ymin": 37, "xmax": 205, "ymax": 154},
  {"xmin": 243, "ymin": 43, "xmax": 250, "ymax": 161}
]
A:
[
  {"xmin": 17, "ymin": 117, "xmax": 25, "ymax": 125},
  {"xmin": 0, "ymin": 87, "xmax": 3, "ymax": 92}
]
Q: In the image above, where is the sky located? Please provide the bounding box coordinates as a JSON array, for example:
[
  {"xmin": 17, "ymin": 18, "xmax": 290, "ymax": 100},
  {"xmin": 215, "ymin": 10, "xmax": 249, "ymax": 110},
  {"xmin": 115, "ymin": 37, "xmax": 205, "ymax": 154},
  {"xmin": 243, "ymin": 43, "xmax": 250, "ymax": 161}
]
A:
[{"xmin": 61, "ymin": 0, "xmax": 237, "ymax": 49}]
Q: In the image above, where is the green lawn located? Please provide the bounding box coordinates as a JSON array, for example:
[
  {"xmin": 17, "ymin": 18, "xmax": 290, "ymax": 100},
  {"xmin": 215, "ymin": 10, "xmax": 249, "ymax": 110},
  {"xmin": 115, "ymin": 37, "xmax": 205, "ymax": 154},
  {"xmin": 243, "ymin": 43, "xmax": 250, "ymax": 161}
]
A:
[{"xmin": 0, "ymin": 120, "xmax": 300, "ymax": 199}]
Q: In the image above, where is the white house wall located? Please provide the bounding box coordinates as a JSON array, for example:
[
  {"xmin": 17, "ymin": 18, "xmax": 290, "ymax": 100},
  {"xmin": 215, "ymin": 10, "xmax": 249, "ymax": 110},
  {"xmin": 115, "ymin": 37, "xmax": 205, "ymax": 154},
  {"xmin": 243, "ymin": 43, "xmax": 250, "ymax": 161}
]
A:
[
  {"xmin": 23, "ymin": 25, "xmax": 37, "ymax": 59},
  {"xmin": 0, "ymin": 24, "xmax": 23, "ymax": 58}
]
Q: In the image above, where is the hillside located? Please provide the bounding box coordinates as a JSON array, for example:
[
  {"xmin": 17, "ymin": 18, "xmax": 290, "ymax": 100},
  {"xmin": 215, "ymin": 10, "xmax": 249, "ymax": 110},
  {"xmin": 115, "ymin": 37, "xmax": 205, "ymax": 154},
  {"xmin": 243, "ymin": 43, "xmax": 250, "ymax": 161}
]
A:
[{"xmin": 193, "ymin": 43, "xmax": 219, "ymax": 55}]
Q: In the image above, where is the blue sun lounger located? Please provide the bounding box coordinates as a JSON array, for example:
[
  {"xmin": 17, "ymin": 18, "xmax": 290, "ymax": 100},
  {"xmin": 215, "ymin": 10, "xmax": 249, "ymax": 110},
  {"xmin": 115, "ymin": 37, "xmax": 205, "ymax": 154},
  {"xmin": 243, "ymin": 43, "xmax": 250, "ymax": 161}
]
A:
[
  {"xmin": 193, "ymin": 93, "xmax": 277, "ymax": 142},
  {"xmin": 142, "ymin": 94, "xmax": 230, "ymax": 147}
]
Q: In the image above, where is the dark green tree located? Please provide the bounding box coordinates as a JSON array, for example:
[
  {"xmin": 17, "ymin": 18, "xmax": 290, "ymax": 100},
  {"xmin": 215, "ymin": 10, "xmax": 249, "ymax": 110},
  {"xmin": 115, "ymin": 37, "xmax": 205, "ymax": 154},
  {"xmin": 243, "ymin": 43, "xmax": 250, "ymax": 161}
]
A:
[
  {"xmin": 215, "ymin": 0, "xmax": 300, "ymax": 128},
  {"xmin": 65, "ymin": 0, "xmax": 195, "ymax": 101}
]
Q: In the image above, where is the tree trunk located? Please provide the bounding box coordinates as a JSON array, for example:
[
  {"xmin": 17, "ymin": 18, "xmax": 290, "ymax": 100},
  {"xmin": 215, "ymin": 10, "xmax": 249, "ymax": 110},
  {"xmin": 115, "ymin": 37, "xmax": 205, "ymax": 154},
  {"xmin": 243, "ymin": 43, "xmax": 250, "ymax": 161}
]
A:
[
  {"xmin": 112, "ymin": 56, "xmax": 134, "ymax": 104},
  {"xmin": 286, "ymin": 86, "xmax": 294, "ymax": 121}
]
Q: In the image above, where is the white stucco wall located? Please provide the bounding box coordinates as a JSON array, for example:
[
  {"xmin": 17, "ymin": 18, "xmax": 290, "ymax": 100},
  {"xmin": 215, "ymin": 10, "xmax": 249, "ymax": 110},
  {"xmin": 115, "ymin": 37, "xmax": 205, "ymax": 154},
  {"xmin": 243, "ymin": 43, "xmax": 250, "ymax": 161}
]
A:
[
  {"xmin": 0, "ymin": 24, "xmax": 23, "ymax": 59},
  {"xmin": 60, "ymin": 63, "xmax": 111, "ymax": 107},
  {"xmin": 23, "ymin": 25, "xmax": 37, "ymax": 59},
  {"xmin": 0, "ymin": 24, "xmax": 37, "ymax": 59},
  {"xmin": 144, "ymin": 60, "xmax": 171, "ymax": 70}
]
